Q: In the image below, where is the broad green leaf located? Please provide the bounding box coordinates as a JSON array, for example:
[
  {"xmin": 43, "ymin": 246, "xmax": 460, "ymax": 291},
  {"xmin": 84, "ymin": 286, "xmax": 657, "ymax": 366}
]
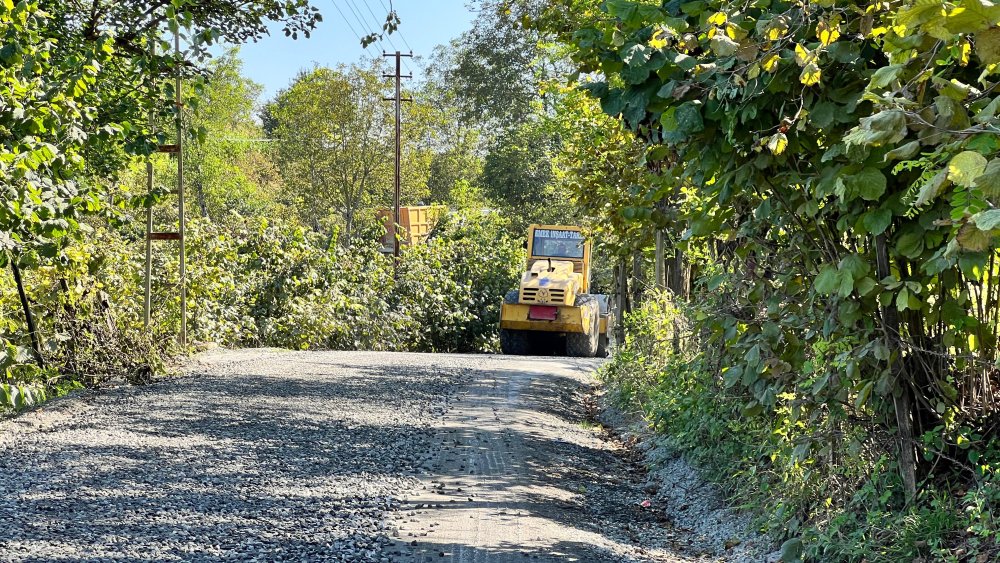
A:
[
  {"xmin": 884, "ymin": 140, "xmax": 920, "ymax": 161},
  {"xmin": 779, "ymin": 538, "xmax": 804, "ymax": 563},
  {"xmin": 948, "ymin": 151, "xmax": 989, "ymax": 187},
  {"xmin": 933, "ymin": 76, "xmax": 972, "ymax": 100},
  {"xmin": 13, "ymin": 386, "xmax": 25, "ymax": 410},
  {"xmin": 869, "ymin": 64, "xmax": 904, "ymax": 89},
  {"xmin": 843, "ymin": 168, "xmax": 887, "ymax": 201},
  {"xmin": 723, "ymin": 366, "xmax": 743, "ymax": 388},
  {"xmin": 837, "ymin": 270, "xmax": 855, "ymax": 297},
  {"xmin": 814, "ymin": 265, "xmax": 839, "ymax": 294},
  {"xmin": 943, "ymin": 0, "xmax": 1000, "ymax": 34},
  {"xmin": 810, "ymin": 102, "xmax": 836, "ymax": 128},
  {"xmin": 606, "ymin": 0, "xmax": 665, "ymax": 26},
  {"xmin": 844, "ymin": 111, "xmax": 907, "ymax": 147},
  {"xmin": 856, "ymin": 277, "xmax": 878, "ymax": 295},
  {"xmin": 957, "ymin": 222, "xmax": 993, "ymax": 250},
  {"xmin": 897, "ymin": 0, "xmax": 946, "ymax": 31},
  {"xmin": 974, "ymin": 96, "xmax": 1000, "ymax": 124},
  {"xmin": 896, "ymin": 287, "xmax": 911, "ymax": 311},
  {"xmin": 675, "ymin": 103, "xmax": 704, "ymax": 134},
  {"xmin": 811, "ymin": 373, "xmax": 831, "ymax": 395},
  {"xmin": 974, "ymin": 158, "xmax": 1000, "ymax": 198},
  {"xmin": 856, "ymin": 380, "xmax": 874, "ymax": 409},
  {"xmin": 976, "ymin": 27, "xmax": 1000, "ymax": 65},
  {"xmin": 741, "ymin": 399, "xmax": 763, "ymax": 416},
  {"xmin": 896, "ymin": 231, "xmax": 925, "ymax": 258},
  {"xmin": 839, "ymin": 253, "xmax": 870, "ymax": 280},
  {"xmin": 710, "ymin": 34, "xmax": 739, "ymax": 57},
  {"xmin": 972, "ymin": 209, "xmax": 1000, "ymax": 230},
  {"xmin": 916, "ymin": 170, "xmax": 950, "ymax": 206},
  {"xmin": 936, "ymin": 95, "xmax": 971, "ymax": 130},
  {"xmin": 862, "ymin": 208, "xmax": 892, "ymax": 235}
]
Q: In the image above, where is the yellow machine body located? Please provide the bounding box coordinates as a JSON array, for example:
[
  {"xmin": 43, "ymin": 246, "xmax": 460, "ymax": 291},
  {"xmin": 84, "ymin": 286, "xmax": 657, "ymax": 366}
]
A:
[{"xmin": 499, "ymin": 226, "xmax": 610, "ymax": 354}]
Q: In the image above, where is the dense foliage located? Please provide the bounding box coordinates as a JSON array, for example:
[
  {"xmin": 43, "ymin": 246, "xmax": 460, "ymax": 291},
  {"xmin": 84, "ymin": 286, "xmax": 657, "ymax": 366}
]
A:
[
  {"xmin": 519, "ymin": 0, "xmax": 1000, "ymax": 558},
  {"xmin": 1, "ymin": 207, "xmax": 521, "ymax": 409},
  {"xmin": 0, "ymin": 1, "xmax": 536, "ymax": 416}
]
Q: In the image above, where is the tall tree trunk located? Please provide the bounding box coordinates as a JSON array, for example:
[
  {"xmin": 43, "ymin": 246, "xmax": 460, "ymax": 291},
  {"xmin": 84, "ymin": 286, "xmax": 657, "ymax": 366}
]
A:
[
  {"xmin": 631, "ymin": 251, "xmax": 644, "ymax": 307},
  {"xmin": 655, "ymin": 230, "xmax": 665, "ymax": 290},
  {"xmin": 875, "ymin": 233, "xmax": 917, "ymax": 503},
  {"xmin": 615, "ymin": 260, "xmax": 628, "ymax": 343},
  {"xmin": 669, "ymin": 248, "xmax": 684, "ymax": 295}
]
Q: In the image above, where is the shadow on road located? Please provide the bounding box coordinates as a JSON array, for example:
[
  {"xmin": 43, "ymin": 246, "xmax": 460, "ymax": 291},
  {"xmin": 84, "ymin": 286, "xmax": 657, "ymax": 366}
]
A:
[{"xmin": 0, "ymin": 352, "xmax": 693, "ymax": 562}]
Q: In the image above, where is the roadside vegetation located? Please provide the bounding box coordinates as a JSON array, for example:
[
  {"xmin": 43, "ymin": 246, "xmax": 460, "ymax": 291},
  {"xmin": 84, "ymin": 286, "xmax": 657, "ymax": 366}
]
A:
[
  {"xmin": 0, "ymin": 1, "xmax": 571, "ymax": 413},
  {"xmin": 521, "ymin": 0, "xmax": 1000, "ymax": 560},
  {"xmin": 6, "ymin": 0, "xmax": 1000, "ymax": 559}
]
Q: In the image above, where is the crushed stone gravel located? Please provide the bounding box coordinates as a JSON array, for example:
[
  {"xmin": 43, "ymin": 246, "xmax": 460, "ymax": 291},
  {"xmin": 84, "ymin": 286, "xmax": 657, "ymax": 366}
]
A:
[{"xmin": 0, "ymin": 349, "xmax": 766, "ymax": 562}]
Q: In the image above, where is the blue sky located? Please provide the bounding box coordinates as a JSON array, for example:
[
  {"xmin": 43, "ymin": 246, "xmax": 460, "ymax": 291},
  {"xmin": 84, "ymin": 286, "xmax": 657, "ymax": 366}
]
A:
[{"xmin": 231, "ymin": 0, "xmax": 477, "ymax": 102}]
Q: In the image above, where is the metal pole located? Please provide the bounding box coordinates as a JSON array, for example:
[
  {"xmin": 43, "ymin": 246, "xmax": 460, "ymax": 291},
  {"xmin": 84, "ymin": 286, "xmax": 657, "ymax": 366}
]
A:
[
  {"xmin": 175, "ymin": 32, "xmax": 187, "ymax": 349},
  {"xmin": 382, "ymin": 51, "xmax": 412, "ymax": 276}
]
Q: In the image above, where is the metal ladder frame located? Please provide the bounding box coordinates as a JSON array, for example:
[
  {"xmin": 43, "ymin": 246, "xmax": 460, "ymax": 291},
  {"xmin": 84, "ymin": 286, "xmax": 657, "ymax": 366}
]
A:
[{"xmin": 143, "ymin": 31, "xmax": 187, "ymax": 348}]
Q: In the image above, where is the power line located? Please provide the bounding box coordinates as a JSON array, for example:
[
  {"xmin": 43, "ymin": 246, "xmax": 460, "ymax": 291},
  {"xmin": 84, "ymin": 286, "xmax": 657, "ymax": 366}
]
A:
[
  {"xmin": 345, "ymin": 0, "xmax": 401, "ymax": 70},
  {"xmin": 376, "ymin": 0, "xmax": 415, "ymax": 57},
  {"xmin": 331, "ymin": 0, "xmax": 377, "ymax": 59},
  {"xmin": 343, "ymin": 0, "xmax": 379, "ymax": 44},
  {"xmin": 357, "ymin": 0, "xmax": 399, "ymax": 52},
  {"xmin": 356, "ymin": 0, "xmax": 413, "ymax": 75}
]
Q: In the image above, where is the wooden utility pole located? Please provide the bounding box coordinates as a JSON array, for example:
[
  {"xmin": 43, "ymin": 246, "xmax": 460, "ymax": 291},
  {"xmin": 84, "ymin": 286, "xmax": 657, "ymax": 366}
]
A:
[
  {"xmin": 382, "ymin": 51, "xmax": 412, "ymax": 272},
  {"xmin": 175, "ymin": 31, "xmax": 187, "ymax": 349}
]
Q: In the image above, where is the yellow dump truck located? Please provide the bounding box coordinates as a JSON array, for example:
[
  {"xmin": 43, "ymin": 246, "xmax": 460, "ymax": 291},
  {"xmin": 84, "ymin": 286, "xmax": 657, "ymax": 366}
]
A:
[
  {"xmin": 499, "ymin": 225, "xmax": 611, "ymax": 357},
  {"xmin": 377, "ymin": 206, "xmax": 447, "ymax": 253}
]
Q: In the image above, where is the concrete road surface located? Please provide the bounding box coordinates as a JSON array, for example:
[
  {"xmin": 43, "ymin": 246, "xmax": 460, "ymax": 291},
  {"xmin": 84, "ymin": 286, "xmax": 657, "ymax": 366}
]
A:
[{"xmin": 0, "ymin": 350, "xmax": 706, "ymax": 562}]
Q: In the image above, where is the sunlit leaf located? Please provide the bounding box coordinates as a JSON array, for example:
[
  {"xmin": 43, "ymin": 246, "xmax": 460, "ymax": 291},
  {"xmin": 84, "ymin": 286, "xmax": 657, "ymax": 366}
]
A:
[
  {"xmin": 948, "ymin": 151, "xmax": 989, "ymax": 187},
  {"xmin": 767, "ymin": 132, "xmax": 788, "ymax": 155},
  {"xmin": 816, "ymin": 17, "xmax": 841, "ymax": 46},
  {"xmin": 799, "ymin": 62, "xmax": 821, "ymax": 86},
  {"xmin": 762, "ymin": 53, "xmax": 781, "ymax": 72}
]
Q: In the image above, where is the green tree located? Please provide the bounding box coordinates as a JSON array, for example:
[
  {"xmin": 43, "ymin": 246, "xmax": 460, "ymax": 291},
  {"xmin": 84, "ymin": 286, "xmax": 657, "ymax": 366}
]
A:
[
  {"xmin": 184, "ymin": 50, "xmax": 283, "ymax": 221},
  {"xmin": 479, "ymin": 123, "xmax": 561, "ymax": 225},
  {"xmin": 1, "ymin": 0, "xmax": 326, "ymax": 408},
  {"xmin": 447, "ymin": 1, "xmax": 543, "ymax": 132},
  {"xmin": 419, "ymin": 45, "xmax": 484, "ymax": 204},
  {"xmin": 266, "ymin": 63, "xmax": 434, "ymax": 239},
  {"xmin": 267, "ymin": 65, "xmax": 394, "ymax": 236},
  {"xmin": 527, "ymin": 0, "xmax": 1000, "ymax": 554}
]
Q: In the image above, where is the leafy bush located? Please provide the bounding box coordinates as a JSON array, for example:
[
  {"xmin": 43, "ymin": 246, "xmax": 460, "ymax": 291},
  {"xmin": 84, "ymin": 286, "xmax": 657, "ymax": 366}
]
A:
[
  {"xmin": 396, "ymin": 212, "xmax": 523, "ymax": 352},
  {"xmin": 604, "ymin": 293, "xmax": 1000, "ymax": 561},
  {"xmin": 1, "ymin": 207, "xmax": 522, "ymax": 414}
]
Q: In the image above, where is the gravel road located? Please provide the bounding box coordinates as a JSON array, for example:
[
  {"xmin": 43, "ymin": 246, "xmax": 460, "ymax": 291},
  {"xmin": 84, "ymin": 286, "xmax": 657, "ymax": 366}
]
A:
[{"xmin": 0, "ymin": 350, "xmax": 743, "ymax": 562}]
